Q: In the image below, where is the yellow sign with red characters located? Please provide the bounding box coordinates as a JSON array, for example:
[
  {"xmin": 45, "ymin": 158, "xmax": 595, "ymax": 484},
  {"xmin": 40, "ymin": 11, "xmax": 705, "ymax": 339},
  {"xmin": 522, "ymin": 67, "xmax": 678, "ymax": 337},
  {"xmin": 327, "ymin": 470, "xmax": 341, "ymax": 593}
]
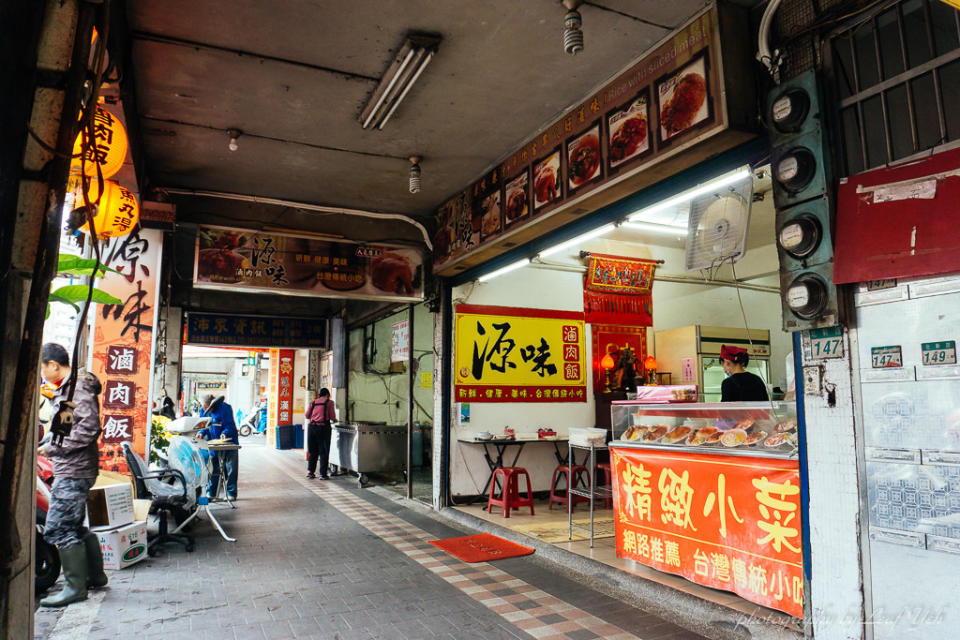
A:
[
  {"xmin": 454, "ymin": 304, "xmax": 587, "ymax": 402},
  {"xmin": 611, "ymin": 446, "xmax": 804, "ymax": 618}
]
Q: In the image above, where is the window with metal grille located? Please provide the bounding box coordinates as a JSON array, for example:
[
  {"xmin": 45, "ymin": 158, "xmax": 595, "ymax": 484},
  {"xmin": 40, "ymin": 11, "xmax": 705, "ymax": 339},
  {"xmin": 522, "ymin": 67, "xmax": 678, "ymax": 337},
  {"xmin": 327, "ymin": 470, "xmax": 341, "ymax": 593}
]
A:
[{"xmin": 829, "ymin": 0, "xmax": 960, "ymax": 176}]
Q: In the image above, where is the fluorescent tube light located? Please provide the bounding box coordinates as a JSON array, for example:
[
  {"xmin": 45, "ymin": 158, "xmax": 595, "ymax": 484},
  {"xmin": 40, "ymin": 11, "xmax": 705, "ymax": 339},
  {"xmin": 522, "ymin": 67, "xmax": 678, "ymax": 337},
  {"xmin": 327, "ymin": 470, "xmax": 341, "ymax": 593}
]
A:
[
  {"xmin": 478, "ymin": 258, "xmax": 530, "ymax": 283},
  {"xmin": 359, "ymin": 34, "xmax": 441, "ymax": 131},
  {"xmin": 539, "ymin": 223, "xmax": 616, "ymax": 258},
  {"xmin": 627, "ymin": 167, "xmax": 752, "ymax": 222},
  {"xmin": 621, "ymin": 221, "xmax": 689, "ymax": 236}
]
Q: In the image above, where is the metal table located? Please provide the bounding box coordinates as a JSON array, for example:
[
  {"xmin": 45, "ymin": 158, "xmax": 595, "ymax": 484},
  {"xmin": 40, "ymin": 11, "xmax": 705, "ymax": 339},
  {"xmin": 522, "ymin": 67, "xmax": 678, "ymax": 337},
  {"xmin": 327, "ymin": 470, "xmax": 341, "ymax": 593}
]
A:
[{"xmin": 456, "ymin": 436, "xmax": 568, "ymax": 504}]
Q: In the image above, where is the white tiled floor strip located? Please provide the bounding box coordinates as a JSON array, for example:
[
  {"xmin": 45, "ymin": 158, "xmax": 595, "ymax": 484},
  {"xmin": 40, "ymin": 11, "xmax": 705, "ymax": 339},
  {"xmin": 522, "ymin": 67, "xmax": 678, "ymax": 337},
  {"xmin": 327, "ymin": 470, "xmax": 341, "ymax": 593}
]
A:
[{"xmin": 270, "ymin": 458, "xmax": 642, "ymax": 640}]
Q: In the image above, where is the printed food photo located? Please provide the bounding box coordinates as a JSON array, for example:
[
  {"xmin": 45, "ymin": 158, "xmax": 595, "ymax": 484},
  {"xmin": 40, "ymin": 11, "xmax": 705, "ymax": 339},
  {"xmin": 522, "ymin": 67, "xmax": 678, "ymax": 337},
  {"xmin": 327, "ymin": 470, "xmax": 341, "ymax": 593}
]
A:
[
  {"xmin": 608, "ymin": 96, "xmax": 649, "ymax": 169},
  {"xmin": 504, "ymin": 170, "xmax": 529, "ymax": 226},
  {"xmin": 657, "ymin": 56, "xmax": 710, "ymax": 142},
  {"xmin": 196, "ymin": 229, "xmax": 249, "ymax": 283},
  {"xmin": 567, "ymin": 125, "xmax": 602, "ymax": 191},
  {"xmin": 533, "ymin": 151, "xmax": 561, "ymax": 209},
  {"xmin": 479, "ymin": 191, "xmax": 502, "ymax": 239}
]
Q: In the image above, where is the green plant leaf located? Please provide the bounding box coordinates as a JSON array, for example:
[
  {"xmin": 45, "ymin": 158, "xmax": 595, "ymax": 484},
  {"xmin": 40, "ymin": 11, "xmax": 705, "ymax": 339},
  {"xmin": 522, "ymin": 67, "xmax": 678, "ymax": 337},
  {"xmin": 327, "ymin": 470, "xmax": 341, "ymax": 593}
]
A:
[
  {"xmin": 47, "ymin": 292, "xmax": 81, "ymax": 311},
  {"xmin": 57, "ymin": 254, "xmax": 118, "ymax": 277},
  {"xmin": 50, "ymin": 285, "xmax": 122, "ymax": 306}
]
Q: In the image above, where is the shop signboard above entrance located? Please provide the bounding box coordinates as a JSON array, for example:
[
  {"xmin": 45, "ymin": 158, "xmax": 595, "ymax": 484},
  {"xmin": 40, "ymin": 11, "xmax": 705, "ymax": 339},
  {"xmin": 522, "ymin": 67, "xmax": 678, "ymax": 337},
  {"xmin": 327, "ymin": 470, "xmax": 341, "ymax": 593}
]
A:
[
  {"xmin": 184, "ymin": 312, "xmax": 327, "ymax": 350},
  {"xmin": 454, "ymin": 305, "xmax": 587, "ymax": 402},
  {"xmin": 194, "ymin": 225, "xmax": 423, "ymax": 301},
  {"xmin": 433, "ymin": 3, "xmax": 756, "ymax": 275},
  {"xmin": 611, "ymin": 446, "xmax": 804, "ymax": 618}
]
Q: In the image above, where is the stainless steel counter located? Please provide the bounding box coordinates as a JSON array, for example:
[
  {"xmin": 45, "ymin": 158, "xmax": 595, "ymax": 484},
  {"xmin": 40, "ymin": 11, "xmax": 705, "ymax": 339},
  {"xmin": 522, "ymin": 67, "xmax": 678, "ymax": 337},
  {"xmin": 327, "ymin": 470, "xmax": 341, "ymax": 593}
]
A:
[{"xmin": 330, "ymin": 422, "xmax": 407, "ymax": 486}]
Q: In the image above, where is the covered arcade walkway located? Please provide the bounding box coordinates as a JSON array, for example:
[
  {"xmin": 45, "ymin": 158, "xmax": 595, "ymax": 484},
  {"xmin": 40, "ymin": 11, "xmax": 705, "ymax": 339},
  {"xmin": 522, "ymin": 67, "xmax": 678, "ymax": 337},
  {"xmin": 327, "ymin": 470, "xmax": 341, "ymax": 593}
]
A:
[{"xmin": 35, "ymin": 442, "xmax": 708, "ymax": 640}]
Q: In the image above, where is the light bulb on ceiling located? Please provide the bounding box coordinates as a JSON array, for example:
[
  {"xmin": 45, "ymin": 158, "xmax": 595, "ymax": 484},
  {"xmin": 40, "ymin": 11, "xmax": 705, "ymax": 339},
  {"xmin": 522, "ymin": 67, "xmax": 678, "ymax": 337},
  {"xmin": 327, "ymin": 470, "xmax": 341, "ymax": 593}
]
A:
[
  {"xmin": 562, "ymin": 0, "xmax": 584, "ymax": 55},
  {"xmin": 227, "ymin": 128, "xmax": 241, "ymax": 152},
  {"xmin": 409, "ymin": 156, "xmax": 422, "ymax": 194}
]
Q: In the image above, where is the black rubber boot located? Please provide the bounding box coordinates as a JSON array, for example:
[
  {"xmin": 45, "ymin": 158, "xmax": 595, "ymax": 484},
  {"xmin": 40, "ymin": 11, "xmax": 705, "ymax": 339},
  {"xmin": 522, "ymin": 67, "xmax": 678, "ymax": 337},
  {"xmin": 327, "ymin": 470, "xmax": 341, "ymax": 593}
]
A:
[
  {"xmin": 83, "ymin": 532, "xmax": 108, "ymax": 589},
  {"xmin": 40, "ymin": 543, "xmax": 88, "ymax": 607}
]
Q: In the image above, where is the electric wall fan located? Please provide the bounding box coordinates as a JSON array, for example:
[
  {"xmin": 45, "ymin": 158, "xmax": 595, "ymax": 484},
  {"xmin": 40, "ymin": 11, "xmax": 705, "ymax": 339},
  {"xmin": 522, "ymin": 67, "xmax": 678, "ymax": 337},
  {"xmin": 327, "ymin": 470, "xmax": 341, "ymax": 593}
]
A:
[{"xmin": 684, "ymin": 174, "xmax": 754, "ymax": 272}]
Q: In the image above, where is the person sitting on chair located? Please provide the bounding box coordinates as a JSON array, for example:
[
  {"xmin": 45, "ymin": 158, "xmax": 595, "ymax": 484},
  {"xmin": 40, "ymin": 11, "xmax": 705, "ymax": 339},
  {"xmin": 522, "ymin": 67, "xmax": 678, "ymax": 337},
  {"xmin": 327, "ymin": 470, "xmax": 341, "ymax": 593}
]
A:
[{"xmin": 197, "ymin": 394, "xmax": 239, "ymax": 500}]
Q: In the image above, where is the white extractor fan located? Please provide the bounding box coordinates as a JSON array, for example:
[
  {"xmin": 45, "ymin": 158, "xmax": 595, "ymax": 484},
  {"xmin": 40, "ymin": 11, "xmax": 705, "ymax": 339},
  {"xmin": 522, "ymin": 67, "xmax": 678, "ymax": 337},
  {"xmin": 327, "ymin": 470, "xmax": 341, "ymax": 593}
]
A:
[{"xmin": 684, "ymin": 173, "xmax": 754, "ymax": 272}]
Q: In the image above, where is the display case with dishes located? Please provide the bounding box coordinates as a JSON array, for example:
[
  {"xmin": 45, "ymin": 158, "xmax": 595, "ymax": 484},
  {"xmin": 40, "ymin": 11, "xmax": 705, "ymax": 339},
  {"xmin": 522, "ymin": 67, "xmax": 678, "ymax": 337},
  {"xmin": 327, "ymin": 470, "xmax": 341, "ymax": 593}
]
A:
[{"xmin": 611, "ymin": 400, "xmax": 798, "ymax": 459}]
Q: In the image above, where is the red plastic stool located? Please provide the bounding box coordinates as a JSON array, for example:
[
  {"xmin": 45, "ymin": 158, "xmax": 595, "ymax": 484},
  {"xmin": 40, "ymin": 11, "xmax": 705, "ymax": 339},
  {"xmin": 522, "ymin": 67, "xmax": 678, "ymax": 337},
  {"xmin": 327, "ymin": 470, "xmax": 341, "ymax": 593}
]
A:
[
  {"xmin": 548, "ymin": 464, "xmax": 591, "ymax": 512},
  {"xmin": 487, "ymin": 467, "xmax": 535, "ymax": 518},
  {"xmin": 597, "ymin": 462, "xmax": 613, "ymax": 508}
]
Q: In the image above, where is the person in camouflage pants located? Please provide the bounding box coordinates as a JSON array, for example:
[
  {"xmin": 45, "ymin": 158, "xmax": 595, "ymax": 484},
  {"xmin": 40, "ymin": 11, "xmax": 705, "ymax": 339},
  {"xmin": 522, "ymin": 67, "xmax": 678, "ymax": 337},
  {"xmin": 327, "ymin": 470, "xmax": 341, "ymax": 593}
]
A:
[{"xmin": 38, "ymin": 343, "xmax": 108, "ymax": 607}]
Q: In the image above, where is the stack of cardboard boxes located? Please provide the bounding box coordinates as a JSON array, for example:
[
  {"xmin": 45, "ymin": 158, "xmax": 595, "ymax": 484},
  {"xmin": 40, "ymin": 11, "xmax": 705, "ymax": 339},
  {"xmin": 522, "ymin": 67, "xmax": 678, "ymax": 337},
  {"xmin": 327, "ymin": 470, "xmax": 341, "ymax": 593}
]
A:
[{"xmin": 87, "ymin": 472, "xmax": 148, "ymax": 570}]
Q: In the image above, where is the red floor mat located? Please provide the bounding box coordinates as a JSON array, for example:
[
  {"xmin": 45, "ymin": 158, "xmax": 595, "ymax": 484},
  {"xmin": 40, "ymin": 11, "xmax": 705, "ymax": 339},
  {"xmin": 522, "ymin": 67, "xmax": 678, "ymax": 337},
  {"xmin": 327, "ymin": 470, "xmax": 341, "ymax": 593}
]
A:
[{"xmin": 429, "ymin": 533, "xmax": 535, "ymax": 563}]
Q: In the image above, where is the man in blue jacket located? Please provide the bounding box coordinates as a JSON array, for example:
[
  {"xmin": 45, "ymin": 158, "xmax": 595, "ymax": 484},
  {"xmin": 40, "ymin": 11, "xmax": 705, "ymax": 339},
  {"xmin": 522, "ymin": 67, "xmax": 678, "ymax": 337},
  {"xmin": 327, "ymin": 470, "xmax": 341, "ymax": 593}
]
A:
[{"xmin": 197, "ymin": 394, "xmax": 239, "ymax": 500}]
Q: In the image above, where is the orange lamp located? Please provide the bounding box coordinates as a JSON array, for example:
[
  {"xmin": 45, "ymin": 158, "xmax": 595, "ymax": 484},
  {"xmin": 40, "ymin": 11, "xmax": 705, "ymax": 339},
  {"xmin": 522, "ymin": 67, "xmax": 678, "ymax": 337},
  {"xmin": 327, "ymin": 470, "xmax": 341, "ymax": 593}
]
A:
[
  {"xmin": 644, "ymin": 355, "xmax": 658, "ymax": 385},
  {"xmin": 70, "ymin": 105, "xmax": 128, "ymax": 179},
  {"xmin": 600, "ymin": 353, "xmax": 616, "ymax": 370},
  {"xmin": 75, "ymin": 180, "xmax": 139, "ymax": 238}
]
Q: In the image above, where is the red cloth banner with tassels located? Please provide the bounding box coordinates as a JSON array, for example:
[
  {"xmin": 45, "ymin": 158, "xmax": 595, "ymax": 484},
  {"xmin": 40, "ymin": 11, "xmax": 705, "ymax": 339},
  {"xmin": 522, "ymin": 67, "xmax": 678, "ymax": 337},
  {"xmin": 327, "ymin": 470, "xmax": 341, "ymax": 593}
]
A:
[{"xmin": 584, "ymin": 253, "xmax": 657, "ymax": 295}]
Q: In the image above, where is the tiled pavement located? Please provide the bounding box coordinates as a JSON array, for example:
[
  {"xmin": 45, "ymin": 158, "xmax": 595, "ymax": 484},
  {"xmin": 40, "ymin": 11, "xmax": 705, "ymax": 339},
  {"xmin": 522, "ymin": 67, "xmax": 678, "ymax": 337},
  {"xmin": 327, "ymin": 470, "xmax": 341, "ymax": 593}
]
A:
[{"xmin": 35, "ymin": 441, "xmax": 708, "ymax": 640}]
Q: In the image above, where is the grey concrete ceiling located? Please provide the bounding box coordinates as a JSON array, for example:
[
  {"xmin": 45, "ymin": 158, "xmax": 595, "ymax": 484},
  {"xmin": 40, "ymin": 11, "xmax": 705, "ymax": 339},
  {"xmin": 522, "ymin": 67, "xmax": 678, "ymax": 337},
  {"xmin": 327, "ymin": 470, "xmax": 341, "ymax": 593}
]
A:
[{"xmin": 125, "ymin": 0, "xmax": 713, "ymax": 226}]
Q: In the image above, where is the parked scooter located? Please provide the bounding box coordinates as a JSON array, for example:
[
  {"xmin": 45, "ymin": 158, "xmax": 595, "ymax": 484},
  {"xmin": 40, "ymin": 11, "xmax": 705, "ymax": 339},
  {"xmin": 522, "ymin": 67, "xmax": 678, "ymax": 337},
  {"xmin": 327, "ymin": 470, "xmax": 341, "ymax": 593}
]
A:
[
  {"xmin": 238, "ymin": 400, "xmax": 266, "ymax": 437},
  {"xmin": 35, "ymin": 456, "xmax": 61, "ymax": 594}
]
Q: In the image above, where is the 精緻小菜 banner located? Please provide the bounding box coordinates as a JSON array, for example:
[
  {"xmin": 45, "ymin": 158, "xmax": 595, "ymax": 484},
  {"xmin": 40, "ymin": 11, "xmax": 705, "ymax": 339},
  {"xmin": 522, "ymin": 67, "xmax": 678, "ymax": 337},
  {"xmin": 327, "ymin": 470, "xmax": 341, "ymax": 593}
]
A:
[
  {"xmin": 193, "ymin": 225, "xmax": 423, "ymax": 301},
  {"xmin": 455, "ymin": 305, "xmax": 587, "ymax": 403},
  {"xmin": 434, "ymin": 4, "xmax": 726, "ymax": 272},
  {"xmin": 611, "ymin": 447, "xmax": 804, "ymax": 618}
]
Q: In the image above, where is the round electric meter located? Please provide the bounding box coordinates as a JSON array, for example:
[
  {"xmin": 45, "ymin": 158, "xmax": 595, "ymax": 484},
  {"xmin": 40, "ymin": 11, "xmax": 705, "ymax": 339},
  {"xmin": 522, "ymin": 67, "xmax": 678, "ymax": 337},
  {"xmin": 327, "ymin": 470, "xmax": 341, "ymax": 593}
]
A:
[
  {"xmin": 770, "ymin": 88, "xmax": 811, "ymax": 134},
  {"xmin": 777, "ymin": 214, "xmax": 822, "ymax": 259},
  {"xmin": 785, "ymin": 274, "xmax": 829, "ymax": 319},
  {"xmin": 774, "ymin": 147, "xmax": 817, "ymax": 194}
]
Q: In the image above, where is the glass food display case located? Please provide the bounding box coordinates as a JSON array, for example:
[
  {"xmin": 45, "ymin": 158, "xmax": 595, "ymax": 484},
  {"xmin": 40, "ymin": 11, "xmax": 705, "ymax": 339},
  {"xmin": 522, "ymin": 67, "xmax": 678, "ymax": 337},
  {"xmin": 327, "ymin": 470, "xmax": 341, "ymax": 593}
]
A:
[
  {"xmin": 608, "ymin": 400, "xmax": 803, "ymax": 619},
  {"xmin": 610, "ymin": 400, "xmax": 798, "ymax": 458}
]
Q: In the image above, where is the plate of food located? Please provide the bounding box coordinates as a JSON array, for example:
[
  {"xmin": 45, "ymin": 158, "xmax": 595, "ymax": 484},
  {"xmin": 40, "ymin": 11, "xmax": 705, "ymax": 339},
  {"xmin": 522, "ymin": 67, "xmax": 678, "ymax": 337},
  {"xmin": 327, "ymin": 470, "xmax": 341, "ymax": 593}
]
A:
[
  {"xmin": 687, "ymin": 426, "xmax": 718, "ymax": 446},
  {"xmin": 720, "ymin": 429, "xmax": 747, "ymax": 448},
  {"xmin": 661, "ymin": 426, "xmax": 692, "ymax": 445},
  {"xmin": 764, "ymin": 433, "xmax": 790, "ymax": 448},
  {"xmin": 775, "ymin": 418, "xmax": 798, "ymax": 433},
  {"xmin": 744, "ymin": 430, "xmax": 767, "ymax": 446},
  {"xmin": 643, "ymin": 425, "xmax": 669, "ymax": 442},
  {"xmin": 622, "ymin": 425, "xmax": 648, "ymax": 441}
]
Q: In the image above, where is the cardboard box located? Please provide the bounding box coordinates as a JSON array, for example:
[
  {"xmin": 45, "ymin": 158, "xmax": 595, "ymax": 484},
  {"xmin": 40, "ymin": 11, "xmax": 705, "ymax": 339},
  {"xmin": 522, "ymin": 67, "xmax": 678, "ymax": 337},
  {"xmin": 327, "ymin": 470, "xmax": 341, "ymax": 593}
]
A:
[
  {"xmin": 87, "ymin": 482, "xmax": 135, "ymax": 529},
  {"xmin": 133, "ymin": 498, "xmax": 152, "ymax": 522},
  {"xmin": 95, "ymin": 520, "xmax": 148, "ymax": 570}
]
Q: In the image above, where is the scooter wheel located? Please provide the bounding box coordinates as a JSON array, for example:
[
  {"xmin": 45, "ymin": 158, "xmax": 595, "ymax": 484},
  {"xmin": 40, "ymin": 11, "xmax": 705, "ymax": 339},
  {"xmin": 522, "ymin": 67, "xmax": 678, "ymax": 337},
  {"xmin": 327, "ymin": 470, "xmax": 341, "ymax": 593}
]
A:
[
  {"xmin": 238, "ymin": 425, "xmax": 252, "ymax": 437},
  {"xmin": 35, "ymin": 534, "xmax": 60, "ymax": 594}
]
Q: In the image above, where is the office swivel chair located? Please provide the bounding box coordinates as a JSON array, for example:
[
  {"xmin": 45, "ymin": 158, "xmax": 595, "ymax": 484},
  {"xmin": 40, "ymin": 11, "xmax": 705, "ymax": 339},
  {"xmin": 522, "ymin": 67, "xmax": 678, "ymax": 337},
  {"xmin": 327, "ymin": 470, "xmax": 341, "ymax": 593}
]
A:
[{"xmin": 121, "ymin": 442, "xmax": 196, "ymax": 554}]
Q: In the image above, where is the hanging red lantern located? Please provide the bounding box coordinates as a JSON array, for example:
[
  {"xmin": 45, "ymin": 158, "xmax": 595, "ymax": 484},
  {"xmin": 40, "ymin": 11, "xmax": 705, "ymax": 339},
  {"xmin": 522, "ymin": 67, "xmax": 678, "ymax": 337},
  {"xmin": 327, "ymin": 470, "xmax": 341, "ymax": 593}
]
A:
[
  {"xmin": 76, "ymin": 180, "xmax": 139, "ymax": 238},
  {"xmin": 70, "ymin": 105, "xmax": 128, "ymax": 179}
]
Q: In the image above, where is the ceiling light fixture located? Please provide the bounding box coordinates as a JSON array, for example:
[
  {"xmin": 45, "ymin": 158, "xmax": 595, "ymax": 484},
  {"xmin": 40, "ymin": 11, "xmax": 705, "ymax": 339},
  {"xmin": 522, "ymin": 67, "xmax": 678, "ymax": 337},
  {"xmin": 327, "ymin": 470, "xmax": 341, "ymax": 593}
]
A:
[
  {"xmin": 562, "ymin": 0, "xmax": 585, "ymax": 55},
  {"xmin": 360, "ymin": 34, "xmax": 441, "ymax": 131},
  {"xmin": 539, "ymin": 223, "xmax": 616, "ymax": 258},
  {"xmin": 627, "ymin": 167, "xmax": 752, "ymax": 223},
  {"xmin": 227, "ymin": 128, "xmax": 241, "ymax": 152},
  {"xmin": 408, "ymin": 156, "xmax": 422, "ymax": 194},
  {"xmin": 478, "ymin": 258, "xmax": 530, "ymax": 283},
  {"xmin": 621, "ymin": 221, "xmax": 689, "ymax": 236}
]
